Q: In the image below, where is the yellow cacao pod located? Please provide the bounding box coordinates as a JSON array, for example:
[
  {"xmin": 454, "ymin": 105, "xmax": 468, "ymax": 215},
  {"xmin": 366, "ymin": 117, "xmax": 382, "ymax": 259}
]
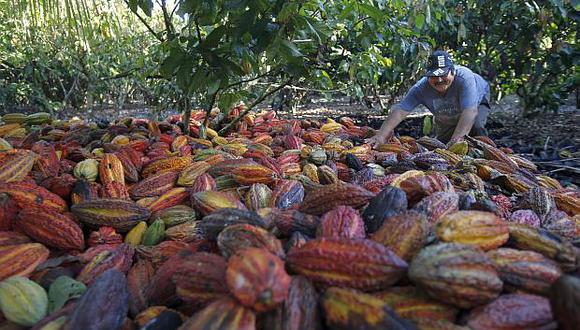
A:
[{"xmin": 125, "ymin": 221, "xmax": 148, "ymax": 246}]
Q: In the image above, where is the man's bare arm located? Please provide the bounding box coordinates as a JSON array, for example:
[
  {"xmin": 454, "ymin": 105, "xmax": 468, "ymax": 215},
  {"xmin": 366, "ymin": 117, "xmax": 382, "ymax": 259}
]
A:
[
  {"xmin": 366, "ymin": 108, "xmax": 410, "ymax": 146},
  {"xmin": 449, "ymin": 107, "xmax": 478, "ymax": 143}
]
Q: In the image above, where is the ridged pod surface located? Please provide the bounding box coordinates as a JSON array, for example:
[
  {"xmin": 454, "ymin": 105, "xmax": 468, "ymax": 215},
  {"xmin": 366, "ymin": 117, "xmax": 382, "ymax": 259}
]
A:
[
  {"xmin": 287, "ymin": 238, "xmax": 408, "ymax": 291},
  {"xmin": 507, "ymin": 223, "xmax": 577, "ymax": 272},
  {"xmin": 316, "ymin": 205, "xmax": 365, "ymax": 239},
  {"xmin": 321, "ymin": 287, "xmax": 416, "ymax": 330},
  {"xmin": 129, "ymin": 171, "xmax": 178, "ymax": 199},
  {"xmin": 226, "ymin": 247, "xmax": 291, "ymax": 312},
  {"xmin": 71, "ymin": 198, "xmax": 151, "ymax": 232},
  {"xmin": 146, "ymin": 187, "xmax": 189, "ymax": 213},
  {"xmin": 245, "ymin": 183, "xmax": 272, "ymax": 211},
  {"xmin": 16, "ymin": 207, "xmax": 85, "ymax": 251},
  {"xmin": 270, "ymin": 180, "xmax": 305, "ymax": 210},
  {"xmin": 409, "ymin": 243, "xmax": 503, "ymax": 309},
  {"xmin": 524, "ymin": 186, "xmax": 556, "ymax": 221},
  {"xmin": 177, "ymin": 161, "xmax": 211, "ymax": 186},
  {"xmin": 152, "ymin": 205, "xmax": 197, "ymax": 227},
  {"xmin": 0, "ymin": 243, "xmax": 50, "ymax": 280},
  {"xmin": 373, "ymin": 286, "xmax": 458, "ymax": 323},
  {"xmin": 371, "ymin": 210, "xmax": 429, "ymax": 262},
  {"xmin": 191, "ymin": 191, "xmax": 247, "ymax": 216},
  {"xmin": 232, "ymin": 164, "xmax": 278, "ymax": 185},
  {"xmin": 0, "ymin": 193, "xmax": 18, "ymax": 231},
  {"xmin": 67, "ymin": 269, "xmax": 129, "ymax": 330},
  {"xmin": 281, "ymin": 276, "xmax": 322, "ymax": 330},
  {"xmin": 99, "ymin": 153, "xmax": 125, "ymax": 186},
  {"xmin": 127, "ymin": 259, "xmax": 154, "ymax": 317},
  {"xmin": 0, "ymin": 149, "xmax": 37, "ymax": 183},
  {"xmin": 0, "ymin": 231, "xmax": 31, "ymax": 246},
  {"xmin": 435, "ymin": 211, "xmax": 509, "ymax": 251},
  {"xmin": 0, "ymin": 181, "xmax": 67, "ymax": 212},
  {"xmin": 217, "ymin": 224, "xmax": 284, "ymax": 259},
  {"xmin": 179, "ymin": 296, "xmax": 256, "ymax": 330},
  {"xmin": 173, "ymin": 252, "xmax": 228, "ymax": 309},
  {"xmin": 549, "ymin": 275, "xmax": 580, "ymax": 330},
  {"xmin": 412, "ymin": 191, "xmax": 459, "ymax": 225},
  {"xmin": 268, "ymin": 209, "xmax": 319, "ymax": 237},
  {"xmin": 201, "ymin": 208, "xmax": 267, "ymax": 240},
  {"xmin": 466, "ymin": 294, "xmax": 555, "ymax": 330},
  {"xmin": 142, "ymin": 156, "xmax": 193, "ymax": 178},
  {"xmin": 362, "ymin": 186, "xmax": 408, "ymax": 234},
  {"xmin": 299, "ymin": 183, "xmax": 374, "ymax": 216},
  {"xmin": 76, "ymin": 243, "xmax": 135, "ymax": 285},
  {"xmin": 487, "ymin": 248, "xmax": 562, "ymax": 295},
  {"xmin": 551, "ymin": 189, "xmax": 579, "ymax": 216},
  {"xmin": 0, "ymin": 276, "xmax": 47, "ymax": 327}
]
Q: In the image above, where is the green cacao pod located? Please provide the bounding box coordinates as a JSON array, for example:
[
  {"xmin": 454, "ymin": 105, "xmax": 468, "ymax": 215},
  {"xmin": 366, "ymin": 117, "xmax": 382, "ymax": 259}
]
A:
[
  {"xmin": 0, "ymin": 276, "xmax": 48, "ymax": 327},
  {"xmin": 141, "ymin": 218, "xmax": 165, "ymax": 246},
  {"xmin": 73, "ymin": 158, "xmax": 100, "ymax": 182}
]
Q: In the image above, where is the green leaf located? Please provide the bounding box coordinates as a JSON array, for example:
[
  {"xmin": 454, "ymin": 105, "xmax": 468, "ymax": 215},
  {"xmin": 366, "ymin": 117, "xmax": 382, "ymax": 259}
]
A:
[
  {"xmin": 203, "ymin": 26, "xmax": 227, "ymax": 49},
  {"xmin": 415, "ymin": 13, "xmax": 425, "ymax": 29},
  {"xmin": 48, "ymin": 276, "xmax": 86, "ymax": 314},
  {"xmin": 280, "ymin": 39, "xmax": 303, "ymax": 58},
  {"xmin": 207, "ymin": 78, "xmax": 221, "ymax": 95},
  {"xmin": 573, "ymin": 0, "xmax": 580, "ymax": 11},
  {"xmin": 422, "ymin": 115, "xmax": 432, "ymax": 136}
]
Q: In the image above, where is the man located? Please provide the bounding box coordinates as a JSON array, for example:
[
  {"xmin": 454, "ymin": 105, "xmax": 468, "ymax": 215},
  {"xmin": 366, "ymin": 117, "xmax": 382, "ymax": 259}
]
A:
[{"xmin": 367, "ymin": 50, "xmax": 491, "ymax": 146}]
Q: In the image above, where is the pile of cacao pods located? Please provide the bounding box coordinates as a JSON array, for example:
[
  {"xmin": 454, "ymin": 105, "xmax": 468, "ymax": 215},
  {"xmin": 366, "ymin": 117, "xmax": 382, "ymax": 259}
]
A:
[{"xmin": 0, "ymin": 108, "xmax": 578, "ymax": 330}]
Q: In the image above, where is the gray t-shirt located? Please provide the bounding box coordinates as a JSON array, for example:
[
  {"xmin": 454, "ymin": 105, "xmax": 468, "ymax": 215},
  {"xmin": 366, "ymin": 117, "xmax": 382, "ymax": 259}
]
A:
[{"xmin": 395, "ymin": 65, "xmax": 490, "ymax": 123}]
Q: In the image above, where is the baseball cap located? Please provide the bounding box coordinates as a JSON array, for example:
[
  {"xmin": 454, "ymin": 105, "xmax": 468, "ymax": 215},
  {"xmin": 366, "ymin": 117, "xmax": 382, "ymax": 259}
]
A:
[{"xmin": 425, "ymin": 50, "xmax": 454, "ymax": 77}]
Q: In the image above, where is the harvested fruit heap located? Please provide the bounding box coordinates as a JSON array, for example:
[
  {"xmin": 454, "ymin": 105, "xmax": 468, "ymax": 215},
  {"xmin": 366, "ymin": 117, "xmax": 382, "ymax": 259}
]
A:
[{"xmin": 0, "ymin": 109, "xmax": 578, "ymax": 330}]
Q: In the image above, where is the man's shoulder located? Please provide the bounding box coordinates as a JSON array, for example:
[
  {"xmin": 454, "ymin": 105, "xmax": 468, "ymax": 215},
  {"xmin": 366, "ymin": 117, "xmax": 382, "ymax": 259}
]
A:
[{"xmin": 454, "ymin": 65, "xmax": 476, "ymax": 80}]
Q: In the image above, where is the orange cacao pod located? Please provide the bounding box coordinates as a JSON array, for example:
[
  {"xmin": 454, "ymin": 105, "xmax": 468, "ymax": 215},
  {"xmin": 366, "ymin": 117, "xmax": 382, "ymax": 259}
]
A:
[
  {"xmin": 371, "ymin": 210, "xmax": 429, "ymax": 262},
  {"xmin": 99, "ymin": 153, "xmax": 125, "ymax": 186},
  {"xmin": 0, "ymin": 243, "xmax": 50, "ymax": 280},
  {"xmin": 226, "ymin": 247, "xmax": 291, "ymax": 312},
  {"xmin": 287, "ymin": 238, "xmax": 407, "ymax": 291},
  {"xmin": 173, "ymin": 252, "xmax": 228, "ymax": 309},
  {"xmin": 435, "ymin": 211, "xmax": 509, "ymax": 251},
  {"xmin": 488, "ymin": 248, "xmax": 562, "ymax": 295},
  {"xmin": 373, "ymin": 286, "xmax": 458, "ymax": 323},
  {"xmin": 16, "ymin": 207, "xmax": 85, "ymax": 251},
  {"xmin": 0, "ymin": 181, "xmax": 67, "ymax": 212},
  {"xmin": 299, "ymin": 183, "xmax": 373, "ymax": 216},
  {"xmin": 0, "ymin": 149, "xmax": 37, "ymax": 183},
  {"xmin": 129, "ymin": 171, "xmax": 178, "ymax": 199},
  {"xmin": 316, "ymin": 205, "xmax": 365, "ymax": 239}
]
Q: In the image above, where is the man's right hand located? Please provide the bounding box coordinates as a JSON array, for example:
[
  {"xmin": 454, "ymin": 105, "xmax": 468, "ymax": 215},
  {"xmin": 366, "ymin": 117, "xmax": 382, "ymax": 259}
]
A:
[{"xmin": 365, "ymin": 130, "xmax": 393, "ymax": 147}]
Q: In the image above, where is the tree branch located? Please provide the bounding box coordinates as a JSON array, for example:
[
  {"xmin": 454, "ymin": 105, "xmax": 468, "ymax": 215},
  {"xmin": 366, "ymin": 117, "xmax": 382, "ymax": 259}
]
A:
[
  {"xmin": 218, "ymin": 79, "xmax": 292, "ymax": 135},
  {"xmin": 195, "ymin": 18, "xmax": 203, "ymax": 44},
  {"xmin": 160, "ymin": 0, "xmax": 175, "ymax": 39},
  {"xmin": 123, "ymin": 0, "xmax": 163, "ymax": 42},
  {"xmin": 225, "ymin": 69, "xmax": 281, "ymax": 90},
  {"xmin": 202, "ymin": 92, "xmax": 219, "ymax": 128}
]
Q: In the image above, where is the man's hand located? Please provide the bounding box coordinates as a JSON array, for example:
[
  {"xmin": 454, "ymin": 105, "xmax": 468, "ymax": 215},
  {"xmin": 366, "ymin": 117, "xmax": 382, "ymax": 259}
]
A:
[
  {"xmin": 365, "ymin": 130, "xmax": 393, "ymax": 147},
  {"xmin": 447, "ymin": 135, "xmax": 464, "ymax": 147}
]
